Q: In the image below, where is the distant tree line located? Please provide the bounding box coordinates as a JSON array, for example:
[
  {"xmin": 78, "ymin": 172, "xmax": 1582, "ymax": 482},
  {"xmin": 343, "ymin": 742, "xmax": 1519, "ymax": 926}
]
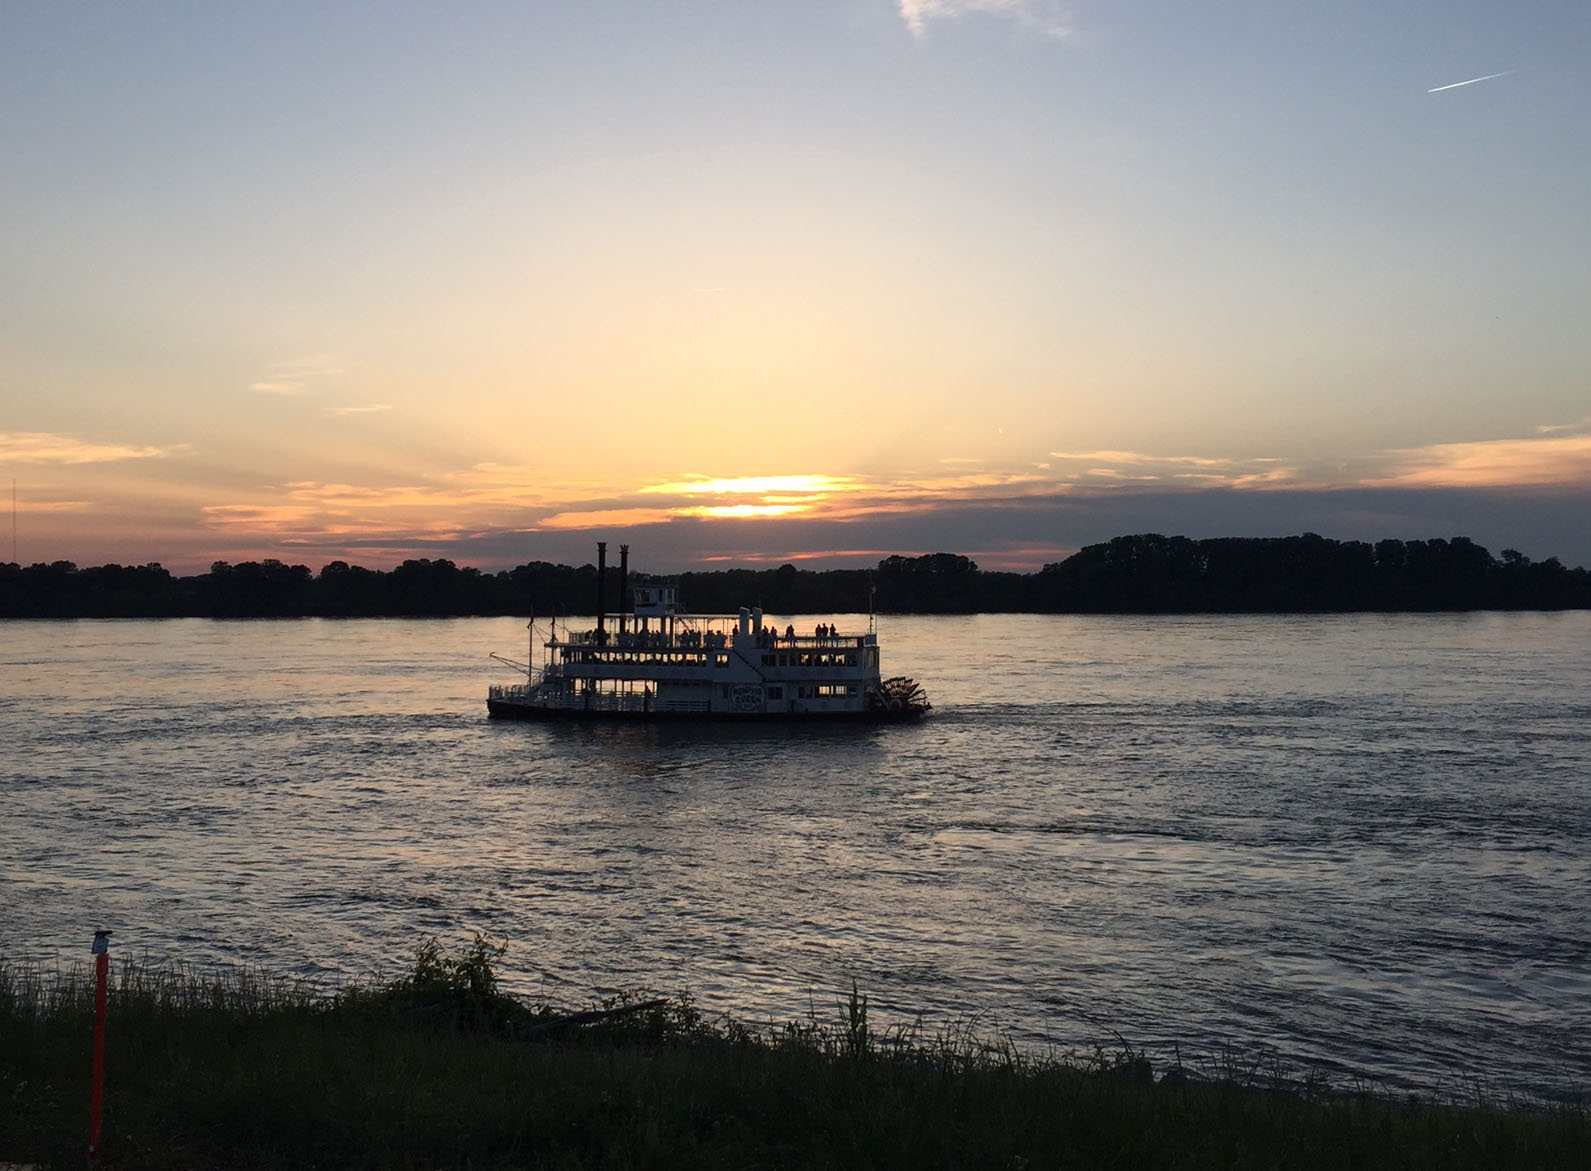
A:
[
  {"xmin": 1033, "ymin": 533, "xmax": 1589, "ymax": 612},
  {"xmin": 2, "ymin": 534, "xmax": 1588, "ymax": 619}
]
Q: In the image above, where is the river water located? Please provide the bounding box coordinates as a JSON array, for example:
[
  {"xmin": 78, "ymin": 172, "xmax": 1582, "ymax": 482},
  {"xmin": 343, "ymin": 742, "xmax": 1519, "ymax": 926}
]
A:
[{"xmin": 2, "ymin": 613, "xmax": 1588, "ymax": 1102}]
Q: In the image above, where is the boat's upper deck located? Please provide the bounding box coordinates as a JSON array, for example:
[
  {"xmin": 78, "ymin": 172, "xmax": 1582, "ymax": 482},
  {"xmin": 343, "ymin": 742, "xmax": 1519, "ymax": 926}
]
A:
[{"xmin": 558, "ymin": 624, "xmax": 875, "ymax": 652}]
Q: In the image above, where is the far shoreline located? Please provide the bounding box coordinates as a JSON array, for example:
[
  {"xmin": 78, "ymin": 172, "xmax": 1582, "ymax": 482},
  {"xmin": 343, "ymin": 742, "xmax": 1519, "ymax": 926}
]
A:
[{"xmin": 4, "ymin": 533, "xmax": 1590, "ymax": 618}]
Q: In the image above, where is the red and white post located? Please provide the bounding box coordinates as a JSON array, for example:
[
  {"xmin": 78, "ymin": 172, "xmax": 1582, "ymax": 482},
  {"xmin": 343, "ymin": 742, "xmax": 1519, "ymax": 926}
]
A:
[{"xmin": 88, "ymin": 929, "xmax": 111, "ymax": 1162}]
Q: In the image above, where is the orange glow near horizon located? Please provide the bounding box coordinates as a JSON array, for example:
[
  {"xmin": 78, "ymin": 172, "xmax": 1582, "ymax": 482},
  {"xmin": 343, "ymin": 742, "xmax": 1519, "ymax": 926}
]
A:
[
  {"xmin": 13, "ymin": 424, "xmax": 1591, "ymax": 574},
  {"xmin": 639, "ymin": 474, "xmax": 861, "ymax": 497},
  {"xmin": 681, "ymin": 503, "xmax": 808, "ymax": 519}
]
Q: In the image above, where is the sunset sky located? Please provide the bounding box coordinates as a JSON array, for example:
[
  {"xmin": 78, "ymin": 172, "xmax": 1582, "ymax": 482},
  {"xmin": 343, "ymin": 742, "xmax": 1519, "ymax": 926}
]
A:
[{"xmin": 4, "ymin": 1, "xmax": 1589, "ymax": 573}]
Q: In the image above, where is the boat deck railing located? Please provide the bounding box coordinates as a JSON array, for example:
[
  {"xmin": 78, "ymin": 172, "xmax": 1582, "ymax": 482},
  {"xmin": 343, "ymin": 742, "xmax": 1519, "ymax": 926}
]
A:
[
  {"xmin": 560, "ymin": 629, "xmax": 869, "ymax": 651},
  {"xmin": 489, "ymin": 683, "xmax": 710, "ymax": 714},
  {"xmin": 489, "ymin": 683, "xmax": 536, "ymax": 702}
]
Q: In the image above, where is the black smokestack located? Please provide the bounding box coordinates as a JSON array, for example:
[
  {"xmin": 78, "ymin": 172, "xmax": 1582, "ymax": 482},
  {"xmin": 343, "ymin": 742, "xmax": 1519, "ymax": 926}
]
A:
[
  {"xmin": 619, "ymin": 544, "xmax": 629, "ymax": 634},
  {"xmin": 596, "ymin": 541, "xmax": 606, "ymax": 637}
]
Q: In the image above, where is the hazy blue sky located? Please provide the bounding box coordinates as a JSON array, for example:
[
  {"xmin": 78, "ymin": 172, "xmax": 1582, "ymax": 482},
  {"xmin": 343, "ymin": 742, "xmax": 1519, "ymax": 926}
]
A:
[{"xmin": 3, "ymin": 1, "xmax": 1588, "ymax": 571}]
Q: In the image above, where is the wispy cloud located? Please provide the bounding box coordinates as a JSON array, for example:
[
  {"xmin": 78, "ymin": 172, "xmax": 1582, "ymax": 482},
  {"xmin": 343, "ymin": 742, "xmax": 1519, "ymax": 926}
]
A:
[
  {"xmin": 1046, "ymin": 449, "xmax": 1295, "ymax": 488},
  {"xmin": 280, "ymin": 482, "xmax": 439, "ymax": 508},
  {"xmin": 201, "ymin": 494, "xmax": 477, "ymax": 541},
  {"xmin": 325, "ymin": 403, "xmax": 392, "ymax": 416},
  {"xmin": 12, "ymin": 498, "xmax": 93, "ymax": 513},
  {"xmin": 1364, "ymin": 435, "xmax": 1591, "ymax": 489},
  {"xmin": 1534, "ymin": 417, "xmax": 1591, "ymax": 437},
  {"xmin": 201, "ymin": 467, "xmax": 606, "ymax": 545},
  {"xmin": 538, "ymin": 507, "xmax": 686, "ymax": 531},
  {"xmin": 0, "ymin": 432, "xmax": 170, "ymax": 465},
  {"xmin": 1048, "ymin": 429, "xmax": 1591, "ymax": 493},
  {"xmin": 201, "ymin": 504, "xmax": 330, "ymax": 533},
  {"xmin": 639, "ymin": 474, "xmax": 858, "ymax": 497},
  {"xmin": 897, "ymin": 0, "xmax": 1071, "ymax": 39},
  {"xmin": 203, "ymin": 483, "xmax": 448, "ymax": 538},
  {"xmin": 445, "ymin": 463, "xmax": 609, "ymax": 503},
  {"xmin": 247, "ymin": 355, "xmax": 345, "ymax": 396}
]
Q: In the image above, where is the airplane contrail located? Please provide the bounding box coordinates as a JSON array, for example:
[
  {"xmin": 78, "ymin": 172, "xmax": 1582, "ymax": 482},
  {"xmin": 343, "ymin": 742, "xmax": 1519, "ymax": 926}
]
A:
[{"xmin": 1427, "ymin": 69, "xmax": 1515, "ymax": 93}]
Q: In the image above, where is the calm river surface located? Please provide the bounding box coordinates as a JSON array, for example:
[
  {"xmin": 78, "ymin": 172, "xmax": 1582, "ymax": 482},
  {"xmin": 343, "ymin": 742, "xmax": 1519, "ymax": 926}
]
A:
[{"xmin": 3, "ymin": 613, "xmax": 1588, "ymax": 1101}]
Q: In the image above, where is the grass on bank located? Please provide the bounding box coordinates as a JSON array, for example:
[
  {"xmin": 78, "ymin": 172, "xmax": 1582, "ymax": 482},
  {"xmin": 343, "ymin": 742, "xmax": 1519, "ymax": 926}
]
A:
[{"xmin": 2, "ymin": 938, "xmax": 1587, "ymax": 1170}]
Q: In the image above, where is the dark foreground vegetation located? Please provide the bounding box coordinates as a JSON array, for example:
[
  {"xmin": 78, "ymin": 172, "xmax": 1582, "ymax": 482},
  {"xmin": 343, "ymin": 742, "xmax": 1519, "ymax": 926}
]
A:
[
  {"xmin": 3, "ymin": 534, "xmax": 1590, "ymax": 619},
  {"xmin": 2, "ymin": 941, "xmax": 1586, "ymax": 1169}
]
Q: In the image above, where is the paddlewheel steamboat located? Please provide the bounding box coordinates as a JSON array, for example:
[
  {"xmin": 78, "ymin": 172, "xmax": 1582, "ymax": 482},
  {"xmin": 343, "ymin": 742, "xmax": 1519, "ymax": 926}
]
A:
[{"xmin": 487, "ymin": 543, "xmax": 930, "ymax": 722}]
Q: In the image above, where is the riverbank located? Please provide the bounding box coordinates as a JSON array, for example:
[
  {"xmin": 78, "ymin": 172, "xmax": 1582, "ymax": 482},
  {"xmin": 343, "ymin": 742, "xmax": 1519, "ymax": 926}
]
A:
[{"xmin": 2, "ymin": 942, "xmax": 1585, "ymax": 1169}]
